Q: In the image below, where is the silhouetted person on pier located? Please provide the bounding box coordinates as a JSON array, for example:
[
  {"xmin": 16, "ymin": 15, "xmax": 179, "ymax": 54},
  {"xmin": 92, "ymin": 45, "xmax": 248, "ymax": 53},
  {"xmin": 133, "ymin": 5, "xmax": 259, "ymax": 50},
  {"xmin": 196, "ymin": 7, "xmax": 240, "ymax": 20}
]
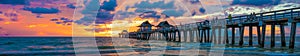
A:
[
  {"xmin": 249, "ymin": 12, "xmax": 256, "ymax": 22},
  {"xmin": 227, "ymin": 14, "xmax": 233, "ymax": 24},
  {"xmin": 228, "ymin": 14, "xmax": 232, "ymax": 20},
  {"xmin": 252, "ymin": 12, "xmax": 256, "ymax": 21}
]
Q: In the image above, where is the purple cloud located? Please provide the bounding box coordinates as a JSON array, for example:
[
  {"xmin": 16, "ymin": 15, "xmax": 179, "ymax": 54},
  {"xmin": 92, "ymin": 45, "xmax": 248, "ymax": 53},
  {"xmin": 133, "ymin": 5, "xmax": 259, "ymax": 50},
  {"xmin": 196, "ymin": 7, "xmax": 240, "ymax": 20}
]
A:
[
  {"xmin": 0, "ymin": 0, "xmax": 29, "ymax": 5},
  {"xmin": 76, "ymin": 0, "xmax": 117, "ymax": 25},
  {"xmin": 4, "ymin": 13, "xmax": 18, "ymax": 21},
  {"xmin": 188, "ymin": 0, "xmax": 200, "ymax": 4},
  {"xmin": 23, "ymin": 7, "xmax": 60, "ymax": 14},
  {"xmin": 67, "ymin": 4, "xmax": 76, "ymax": 9},
  {"xmin": 199, "ymin": 7, "xmax": 206, "ymax": 13},
  {"xmin": 0, "ymin": 11, "xmax": 3, "ymax": 14},
  {"xmin": 0, "ymin": 18, "xmax": 4, "ymax": 21},
  {"xmin": 100, "ymin": 0, "xmax": 117, "ymax": 11},
  {"xmin": 50, "ymin": 17, "xmax": 73, "ymax": 25}
]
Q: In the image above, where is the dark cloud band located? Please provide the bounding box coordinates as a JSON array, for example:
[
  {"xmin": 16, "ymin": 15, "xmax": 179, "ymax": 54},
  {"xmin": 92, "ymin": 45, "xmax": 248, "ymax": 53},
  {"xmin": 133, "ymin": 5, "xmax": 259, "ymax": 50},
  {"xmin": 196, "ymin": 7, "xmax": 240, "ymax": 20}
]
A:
[
  {"xmin": 23, "ymin": 7, "xmax": 60, "ymax": 14},
  {"xmin": 0, "ymin": 0, "xmax": 29, "ymax": 5},
  {"xmin": 231, "ymin": 0, "xmax": 281, "ymax": 6}
]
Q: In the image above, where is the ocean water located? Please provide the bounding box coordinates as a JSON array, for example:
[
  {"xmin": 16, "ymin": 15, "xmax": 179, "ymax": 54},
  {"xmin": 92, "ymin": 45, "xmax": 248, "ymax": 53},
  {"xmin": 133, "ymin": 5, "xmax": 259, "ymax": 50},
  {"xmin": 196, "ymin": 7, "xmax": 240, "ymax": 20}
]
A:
[{"xmin": 0, "ymin": 37, "xmax": 299, "ymax": 56}]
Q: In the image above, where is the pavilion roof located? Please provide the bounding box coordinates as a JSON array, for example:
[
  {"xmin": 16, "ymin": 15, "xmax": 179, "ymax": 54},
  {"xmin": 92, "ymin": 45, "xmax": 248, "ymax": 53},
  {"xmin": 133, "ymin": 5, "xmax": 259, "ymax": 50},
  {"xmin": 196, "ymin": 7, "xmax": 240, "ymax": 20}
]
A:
[
  {"xmin": 156, "ymin": 21, "xmax": 174, "ymax": 27},
  {"xmin": 137, "ymin": 21, "xmax": 154, "ymax": 27}
]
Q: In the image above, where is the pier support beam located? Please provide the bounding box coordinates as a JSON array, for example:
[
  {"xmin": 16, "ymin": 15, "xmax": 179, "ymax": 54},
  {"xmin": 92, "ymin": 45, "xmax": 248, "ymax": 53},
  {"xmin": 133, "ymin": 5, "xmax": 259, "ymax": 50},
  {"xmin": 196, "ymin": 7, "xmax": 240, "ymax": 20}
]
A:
[
  {"xmin": 257, "ymin": 26, "xmax": 261, "ymax": 46},
  {"xmin": 261, "ymin": 25, "xmax": 266, "ymax": 48},
  {"xmin": 154, "ymin": 33, "xmax": 157, "ymax": 40},
  {"xmin": 184, "ymin": 31, "xmax": 188, "ymax": 42},
  {"xmin": 271, "ymin": 23, "xmax": 275, "ymax": 48},
  {"xmin": 289, "ymin": 22, "xmax": 297, "ymax": 49},
  {"xmin": 212, "ymin": 27, "xmax": 216, "ymax": 43},
  {"xmin": 164, "ymin": 33, "xmax": 169, "ymax": 41},
  {"xmin": 156, "ymin": 33, "xmax": 159, "ymax": 40},
  {"xmin": 239, "ymin": 26, "xmax": 244, "ymax": 46},
  {"xmin": 207, "ymin": 29, "xmax": 211, "ymax": 43},
  {"xmin": 218, "ymin": 27, "xmax": 222, "ymax": 44},
  {"xmin": 169, "ymin": 32, "xmax": 174, "ymax": 41},
  {"xmin": 225, "ymin": 27, "xmax": 229, "ymax": 44},
  {"xmin": 200, "ymin": 30, "xmax": 204, "ymax": 43},
  {"xmin": 280, "ymin": 24, "xmax": 286, "ymax": 47},
  {"xmin": 173, "ymin": 32, "xmax": 175, "ymax": 41},
  {"xmin": 195, "ymin": 30, "xmax": 199, "ymax": 42},
  {"xmin": 232, "ymin": 27, "xmax": 235, "ymax": 45},
  {"xmin": 168, "ymin": 33, "xmax": 170, "ymax": 41},
  {"xmin": 169, "ymin": 32, "xmax": 173, "ymax": 41},
  {"xmin": 157, "ymin": 33, "xmax": 160, "ymax": 40},
  {"xmin": 197, "ymin": 29, "xmax": 202, "ymax": 43},
  {"xmin": 196, "ymin": 30, "xmax": 200, "ymax": 42},
  {"xmin": 249, "ymin": 25, "xmax": 253, "ymax": 46},
  {"xmin": 167, "ymin": 33, "xmax": 170, "ymax": 41},
  {"xmin": 204, "ymin": 30, "xmax": 207, "ymax": 43},
  {"xmin": 169, "ymin": 32, "xmax": 172, "ymax": 41},
  {"xmin": 161, "ymin": 33, "xmax": 164, "ymax": 40},
  {"xmin": 178, "ymin": 31, "xmax": 181, "ymax": 42},
  {"xmin": 190, "ymin": 30, "xmax": 194, "ymax": 42},
  {"xmin": 147, "ymin": 33, "xmax": 151, "ymax": 40},
  {"xmin": 168, "ymin": 32, "xmax": 173, "ymax": 41},
  {"xmin": 172, "ymin": 32, "xmax": 175, "ymax": 41}
]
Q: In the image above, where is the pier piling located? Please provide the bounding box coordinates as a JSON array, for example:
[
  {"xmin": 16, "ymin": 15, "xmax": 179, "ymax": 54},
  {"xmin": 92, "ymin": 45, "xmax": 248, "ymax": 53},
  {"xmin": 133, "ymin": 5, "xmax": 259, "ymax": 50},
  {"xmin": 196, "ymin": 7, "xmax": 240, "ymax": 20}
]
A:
[
  {"xmin": 232, "ymin": 27, "xmax": 235, "ymax": 45},
  {"xmin": 196, "ymin": 30, "xmax": 200, "ymax": 42},
  {"xmin": 190, "ymin": 30, "xmax": 194, "ymax": 42},
  {"xmin": 218, "ymin": 27, "xmax": 222, "ymax": 44},
  {"xmin": 280, "ymin": 24, "xmax": 286, "ymax": 47},
  {"xmin": 271, "ymin": 23, "xmax": 275, "ymax": 48},
  {"xmin": 203, "ymin": 30, "xmax": 207, "ymax": 43},
  {"xmin": 202, "ymin": 30, "xmax": 205, "ymax": 42},
  {"xmin": 184, "ymin": 31, "xmax": 188, "ymax": 42},
  {"xmin": 257, "ymin": 26, "xmax": 261, "ymax": 46},
  {"xmin": 225, "ymin": 28, "xmax": 229, "ymax": 44},
  {"xmin": 178, "ymin": 31, "xmax": 181, "ymax": 42},
  {"xmin": 249, "ymin": 25, "xmax": 253, "ymax": 46},
  {"xmin": 239, "ymin": 26, "xmax": 244, "ymax": 46},
  {"xmin": 289, "ymin": 22, "xmax": 296, "ymax": 49},
  {"xmin": 261, "ymin": 25, "xmax": 266, "ymax": 48},
  {"xmin": 207, "ymin": 29, "xmax": 210, "ymax": 43}
]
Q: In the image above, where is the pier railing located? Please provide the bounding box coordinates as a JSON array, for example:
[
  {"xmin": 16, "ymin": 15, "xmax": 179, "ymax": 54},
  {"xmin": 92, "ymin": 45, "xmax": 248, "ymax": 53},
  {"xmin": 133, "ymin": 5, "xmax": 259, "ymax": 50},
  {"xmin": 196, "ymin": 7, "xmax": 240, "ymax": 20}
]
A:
[{"xmin": 227, "ymin": 7, "xmax": 300, "ymax": 25}]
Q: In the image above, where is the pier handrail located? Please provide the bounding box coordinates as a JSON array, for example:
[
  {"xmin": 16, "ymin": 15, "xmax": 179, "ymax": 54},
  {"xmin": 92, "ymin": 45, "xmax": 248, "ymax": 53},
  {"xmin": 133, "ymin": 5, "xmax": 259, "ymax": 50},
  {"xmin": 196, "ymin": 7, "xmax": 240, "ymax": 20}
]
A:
[{"xmin": 227, "ymin": 7, "xmax": 300, "ymax": 25}]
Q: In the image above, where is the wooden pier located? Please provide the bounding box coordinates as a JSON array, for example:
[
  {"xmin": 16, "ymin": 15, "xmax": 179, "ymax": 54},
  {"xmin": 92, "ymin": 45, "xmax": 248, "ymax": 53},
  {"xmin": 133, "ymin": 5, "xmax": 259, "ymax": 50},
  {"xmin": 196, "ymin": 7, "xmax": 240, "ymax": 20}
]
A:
[{"xmin": 119, "ymin": 7, "xmax": 300, "ymax": 49}]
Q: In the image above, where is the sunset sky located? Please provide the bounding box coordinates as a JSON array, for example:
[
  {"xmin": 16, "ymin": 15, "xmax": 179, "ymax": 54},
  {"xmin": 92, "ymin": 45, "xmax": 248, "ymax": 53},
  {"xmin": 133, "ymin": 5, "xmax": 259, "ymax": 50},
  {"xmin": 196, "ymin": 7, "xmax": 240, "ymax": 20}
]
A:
[{"xmin": 0, "ymin": 0, "xmax": 300, "ymax": 37}]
